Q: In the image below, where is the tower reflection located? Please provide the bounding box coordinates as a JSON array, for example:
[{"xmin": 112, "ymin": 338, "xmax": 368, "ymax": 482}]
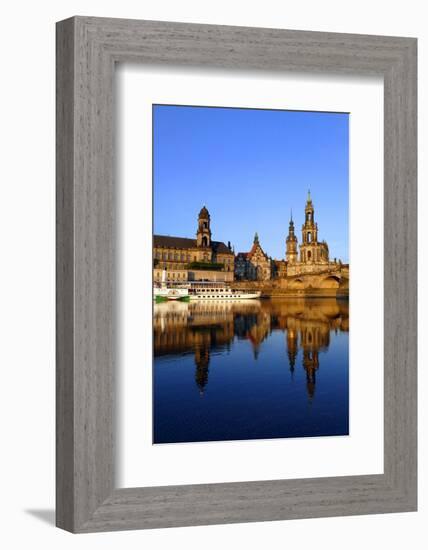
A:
[
  {"xmin": 153, "ymin": 298, "xmax": 349, "ymax": 399},
  {"xmin": 194, "ymin": 344, "xmax": 210, "ymax": 395}
]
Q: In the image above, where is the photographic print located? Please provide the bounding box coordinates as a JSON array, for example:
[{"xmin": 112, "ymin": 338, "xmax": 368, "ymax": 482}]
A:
[{"xmin": 153, "ymin": 104, "xmax": 349, "ymax": 444}]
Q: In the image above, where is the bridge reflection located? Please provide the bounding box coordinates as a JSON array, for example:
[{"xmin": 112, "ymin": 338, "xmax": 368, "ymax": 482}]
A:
[{"xmin": 153, "ymin": 298, "xmax": 349, "ymax": 398}]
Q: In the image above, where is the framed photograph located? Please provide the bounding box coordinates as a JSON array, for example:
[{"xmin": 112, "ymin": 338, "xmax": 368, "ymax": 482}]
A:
[
  {"xmin": 56, "ymin": 17, "xmax": 417, "ymax": 532},
  {"xmin": 151, "ymin": 105, "xmax": 349, "ymax": 446}
]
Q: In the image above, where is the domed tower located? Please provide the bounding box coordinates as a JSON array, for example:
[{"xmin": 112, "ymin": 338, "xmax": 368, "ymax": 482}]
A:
[
  {"xmin": 196, "ymin": 206, "xmax": 212, "ymax": 248},
  {"xmin": 286, "ymin": 210, "xmax": 298, "ymax": 264}
]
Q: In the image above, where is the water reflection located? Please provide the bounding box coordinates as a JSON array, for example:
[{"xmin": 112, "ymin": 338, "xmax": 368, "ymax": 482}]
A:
[
  {"xmin": 153, "ymin": 298, "xmax": 349, "ymax": 443},
  {"xmin": 154, "ymin": 298, "xmax": 348, "ymax": 400}
]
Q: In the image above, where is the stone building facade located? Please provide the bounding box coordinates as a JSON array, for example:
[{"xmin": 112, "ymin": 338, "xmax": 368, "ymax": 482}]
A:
[
  {"xmin": 272, "ymin": 259, "xmax": 287, "ymax": 279},
  {"xmin": 235, "ymin": 233, "xmax": 272, "ymax": 281},
  {"xmin": 286, "ymin": 192, "xmax": 339, "ymax": 277},
  {"xmin": 285, "ymin": 212, "xmax": 298, "ymax": 265},
  {"xmin": 153, "ymin": 195, "xmax": 346, "ymax": 288},
  {"xmin": 234, "ymin": 192, "xmax": 342, "ymax": 282},
  {"xmin": 153, "ymin": 206, "xmax": 235, "ymax": 283}
]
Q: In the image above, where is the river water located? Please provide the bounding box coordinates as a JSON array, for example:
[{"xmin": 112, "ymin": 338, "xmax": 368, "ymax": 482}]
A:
[{"xmin": 153, "ymin": 298, "xmax": 349, "ymax": 444}]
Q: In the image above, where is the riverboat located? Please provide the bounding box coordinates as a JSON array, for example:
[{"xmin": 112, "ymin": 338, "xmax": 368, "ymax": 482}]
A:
[
  {"xmin": 153, "ymin": 285, "xmax": 189, "ymax": 302},
  {"xmin": 153, "ymin": 269, "xmax": 189, "ymax": 302},
  {"xmin": 188, "ymin": 282, "xmax": 261, "ymax": 301}
]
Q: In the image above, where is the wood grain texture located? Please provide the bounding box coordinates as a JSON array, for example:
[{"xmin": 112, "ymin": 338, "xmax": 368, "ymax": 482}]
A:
[
  {"xmin": 56, "ymin": 18, "xmax": 75, "ymax": 532},
  {"xmin": 56, "ymin": 16, "xmax": 417, "ymax": 533}
]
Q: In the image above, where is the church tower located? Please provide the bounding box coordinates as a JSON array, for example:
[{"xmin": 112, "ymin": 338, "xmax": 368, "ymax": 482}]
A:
[
  {"xmin": 286, "ymin": 211, "xmax": 298, "ymax": 264},
  {"xmin": 302, "ymin": 190, "xmax": 318, "ymax": 245},
  {"xmin": 196, "ymin": 206, "xmax": 212, "ymax": 248},
  {"xmin": 299, "ymin": 191, "xmax": 329, "ymax": 264}
]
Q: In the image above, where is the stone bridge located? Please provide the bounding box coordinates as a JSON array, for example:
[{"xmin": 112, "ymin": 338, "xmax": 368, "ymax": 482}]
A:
[
  {"xmin": 232, "ymin": 266, "xmax": 349, "ymax": 298},
  {"xmin": 285, "ymin": 266, "xmax": 349, "ymax": 293}
]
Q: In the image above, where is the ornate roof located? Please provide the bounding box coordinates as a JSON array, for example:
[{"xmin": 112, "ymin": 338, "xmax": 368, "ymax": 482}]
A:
[
  {"xmin": 198, "ymin": 205, "xmax": 210, "ymax": 218},
  {"xmin": 247, "ymin": 241, "xmax": 269, "ymax": 261}
]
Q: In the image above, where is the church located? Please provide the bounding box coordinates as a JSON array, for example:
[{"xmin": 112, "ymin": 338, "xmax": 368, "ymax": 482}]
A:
[
  {"xmin": 235, "ymin": 192, "xmax": 339, "ymax": 282},
  {"xmin": 153, "ymin": 206, "xmax": 235, "ymax": 283},
  {"xmin": 285, "ymin": 191, "xmax": 338, "ymax": 277},
  {"xmin": 235, "ymin": 233, "xmax": 272, "ymax": 281},
  {"xmin": 153, "ymin": 195, "xmax": 344, "ymax": 285}
]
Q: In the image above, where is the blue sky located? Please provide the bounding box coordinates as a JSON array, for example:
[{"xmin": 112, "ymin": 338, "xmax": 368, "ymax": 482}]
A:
[{"xmin": 153, "ymin": 105, "xmax": 349, "ymax": 262}]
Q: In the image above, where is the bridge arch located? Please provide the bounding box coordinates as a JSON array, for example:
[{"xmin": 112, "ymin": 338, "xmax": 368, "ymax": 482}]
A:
[
  {"xmin": 319, "ymin": 275, "xmax": 340, "ymax": 289},
  {"xmin": 289, "ymin": 278, "xmax": 304, "ymax": 290}
]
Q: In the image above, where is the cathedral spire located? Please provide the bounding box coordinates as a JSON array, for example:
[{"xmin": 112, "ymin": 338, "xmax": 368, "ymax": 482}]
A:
[
  {"xmin": 288, "ymin": 212, "xmax": 295, "ymax": 232},
  {"xmin": 286, "ymin": 211, "xmax": 298, "ymax": 264},
  {"xmin": 254, "ymin": 232, "xmax": 259, "ymax": 244}
]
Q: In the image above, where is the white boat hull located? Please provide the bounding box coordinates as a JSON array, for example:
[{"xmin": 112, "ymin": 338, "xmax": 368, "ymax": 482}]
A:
[
  {"xmin": 154, "ymin": 287, "xmax": 189, "ymax": 301},
  {"xmin": 189, "ymin": 292, "xmax": 261, "ymax": 301}
]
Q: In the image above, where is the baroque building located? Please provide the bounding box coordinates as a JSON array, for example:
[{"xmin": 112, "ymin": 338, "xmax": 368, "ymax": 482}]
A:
[
  {"xmin": 153, "ymin": 194, "xmax": 347, "ymax": 290},
  {"xmin": 286, "ymin": 191, "xmax": 338, "ymax": 277},
  {"xmin": 235, "ymin": 192, "xmax": 345, "ymax": 285},
  {"xmin": 153, "ymin": 206, "xmax": 234, "ymax": 283},
  {"xmin": 285, "ymin": 211, "xmax": 298, "ymax": 264},
  {"xmin": 235, "ymin": 233, "xmax": 272, "ymax": 281}
]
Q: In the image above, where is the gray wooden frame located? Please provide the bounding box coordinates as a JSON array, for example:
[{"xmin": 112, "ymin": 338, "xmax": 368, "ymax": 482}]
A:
[{"xmin": 56, "ymin": 16, "xmax": 417, "ymax": 533}]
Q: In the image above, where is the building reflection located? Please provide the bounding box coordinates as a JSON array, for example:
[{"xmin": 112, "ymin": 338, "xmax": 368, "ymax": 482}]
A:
[
  {"xmin": 153, "ymin": 298, "xmax": 349, "ymax": 398},
  {"xmin": 194, "ymin": 344, "xmax": 210, "ymax": 395},
  {"xmin": 283, "ymin": 301, "xmax": 332, "ymax": 400},
  {"xmin": 287, "ymin": 328, "xmax": 298, "ymax": 375}
]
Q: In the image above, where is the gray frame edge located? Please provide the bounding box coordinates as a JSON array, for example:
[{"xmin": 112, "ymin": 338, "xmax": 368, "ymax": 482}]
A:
[
  {"xmin": 56, "ymin": 17, "xmax": 75, "ymax": 532},
  {"xmin": 56, "ymin": 16, "xmax": 417, "ymax": 533}
]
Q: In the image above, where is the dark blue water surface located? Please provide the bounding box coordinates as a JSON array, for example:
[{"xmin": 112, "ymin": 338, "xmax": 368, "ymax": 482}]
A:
[{"xmin": 153, "ymin": 298, "xmax": 349, "ymax": 444}]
